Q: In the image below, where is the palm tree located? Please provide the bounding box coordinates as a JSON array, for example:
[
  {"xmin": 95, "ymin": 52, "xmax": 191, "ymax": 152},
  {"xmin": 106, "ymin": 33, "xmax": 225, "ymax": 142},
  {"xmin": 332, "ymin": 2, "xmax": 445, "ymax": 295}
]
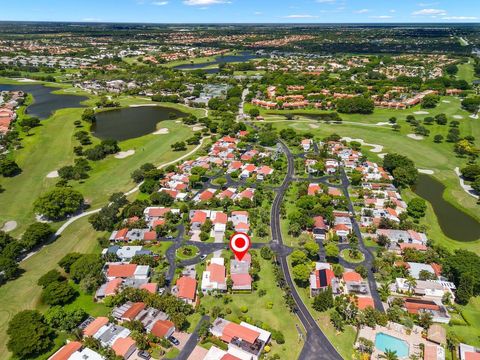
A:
[
  {"xmin": 380, "ymin": 349, "xmax": 399, "ymax": 360},
  {"xmin": 405, "ymin": 276, "xmax": 417, "ymax": 295},
  {"xmin": 379, "ymin": 282, "xmax": 391, "ymax": 302}
]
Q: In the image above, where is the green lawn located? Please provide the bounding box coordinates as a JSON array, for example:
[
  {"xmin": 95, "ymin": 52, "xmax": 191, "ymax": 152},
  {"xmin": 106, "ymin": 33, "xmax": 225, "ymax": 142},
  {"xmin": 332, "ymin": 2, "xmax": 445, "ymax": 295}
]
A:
[
  {"xmin": 446, "ymin": 297, "xmax": 480, "ymax": 348},
  {"xmin": 340, "ymin": 249, "xmax": 365, "ymax": 263},
  {"xmin": 457, "ymin": 60, "xmax": 479, "ymax": 83},
  {"xmin": 176, "ymin": 245, "xmax": 199, "ymax": 260},
  {"xmin": 0, "ymin": 89, "xmax": 202, "ymax": 235},
  {"xmin": 199, "ymin": 255, "xmax": 305, "ymax": 359},
  {"xmin": 265, "ymin": 99, "xmax": 480, "ymax": 252},
  {"xmin": 0, "ymin": 216, "xmax": 103, "ymax": 359},
  {"xmin": 287, "ymin": 257, "xmax": 357, "ymax": 359}
]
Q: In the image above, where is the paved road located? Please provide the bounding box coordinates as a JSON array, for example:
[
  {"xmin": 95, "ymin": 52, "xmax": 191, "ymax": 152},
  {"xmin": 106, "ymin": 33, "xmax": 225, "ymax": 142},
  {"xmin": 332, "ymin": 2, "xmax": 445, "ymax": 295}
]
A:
[
  {"xmin": 271, "ymin": 141, "xmax": 343, "ymax": 360},
  {"xmin": 338, "ymin": 167, "xmax": 384, "ymax": 311},
  {"xmin": 175, "ymin": 315, "xmax": 210, "ymax": 360}
]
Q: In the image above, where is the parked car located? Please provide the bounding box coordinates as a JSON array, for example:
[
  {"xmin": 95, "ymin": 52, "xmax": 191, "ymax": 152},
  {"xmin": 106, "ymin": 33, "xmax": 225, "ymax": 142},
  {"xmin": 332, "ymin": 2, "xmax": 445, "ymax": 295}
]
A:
[
  {"xmin": 169, "ymin": 336, "xmax": 180, "ymax": 346},
  {"xmin": 138, "ymin": 350, "xmax": 151, "ymax": 360},
  {"xmin": 200, "ymin": 254, "xmax": 207, "ymax": 260}
]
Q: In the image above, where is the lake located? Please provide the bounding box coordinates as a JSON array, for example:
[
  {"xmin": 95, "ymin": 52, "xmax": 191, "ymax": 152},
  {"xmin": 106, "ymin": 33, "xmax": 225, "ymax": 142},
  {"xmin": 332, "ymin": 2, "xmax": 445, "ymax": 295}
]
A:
[
  {"xmin": 91, "ymin": 106, "xmax": 187, "ymax": 141},
  {"xmin": 174, "ymin": 51, "xmax": 259, "ymax": 73},
  {"xmin": 0, "ymin": 83, "xmax": 87, "ymax": 119},
  {"xmin": 413, "ymin": 174, "xmax": 480, "ymax": 241}
]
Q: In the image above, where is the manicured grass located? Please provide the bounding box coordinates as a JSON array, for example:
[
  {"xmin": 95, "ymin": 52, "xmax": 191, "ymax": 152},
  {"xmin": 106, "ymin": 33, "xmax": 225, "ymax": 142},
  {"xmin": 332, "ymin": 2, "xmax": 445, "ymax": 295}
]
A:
[
  {"xmin": 287, "ymin": 257, "xmax": 357, "ymax": 359},
  {"xmin": 0, "ymin": 92, "xmax": 201, "ymax": 235},
  {"xmin": 199, "ymin": 255, "xmax": 305, "ymax": 360},
  {"xmin": 164, "ymin": 347, "xmax": 180, "ymax": 359},
  {"xmin": 266, "ymin": 100, "xmax": 480, "ymax": 251},
  {"xmin": 457, "ymin": 60, "xmax": 479, "ymax": 83},
  {"xmin": 340, "ymin": 249, "xmax": 365, "ymax": 263},
  {"xmin": 176, "ymin": 245, "xmax": 199, "ymax": 260},
  {"xmin": 446, "ymin": 297, "xmax": 480, "ymax": 348},
  {"xmin": 145, "ymin": 242, "xmax": 173, "ymax": 256},
  {"xmin": 0, "ymin": 216, "xmax": 103, "ymax": 359}
]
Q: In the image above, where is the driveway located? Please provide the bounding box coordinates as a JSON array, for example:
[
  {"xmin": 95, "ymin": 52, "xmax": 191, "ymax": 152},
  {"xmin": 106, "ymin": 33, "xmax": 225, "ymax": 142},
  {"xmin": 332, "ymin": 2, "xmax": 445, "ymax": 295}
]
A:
[
  {"xmin": 190, "ymin": 230, "xmax": 201, "ymax": 242},
  {"xmin": 172, "ymin": 331, "xmax": 191, "ymax": 351},
  {"xmin": 186, "ymin": 346, "xmax": 209, "ymax": 360}
]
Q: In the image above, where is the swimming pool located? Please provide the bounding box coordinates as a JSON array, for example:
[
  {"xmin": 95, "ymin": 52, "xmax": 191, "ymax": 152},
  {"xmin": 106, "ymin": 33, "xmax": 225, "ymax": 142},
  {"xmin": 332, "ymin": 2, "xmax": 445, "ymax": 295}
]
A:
[{"xmin": 375, "ymin": 333, "xmax": 409, "ymax": 358}]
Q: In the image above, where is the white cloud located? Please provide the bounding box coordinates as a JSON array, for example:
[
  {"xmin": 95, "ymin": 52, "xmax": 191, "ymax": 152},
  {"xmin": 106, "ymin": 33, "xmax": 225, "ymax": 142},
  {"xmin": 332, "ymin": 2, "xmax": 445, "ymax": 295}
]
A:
[
  {"xmin": 370, "ymin": 15, "xmax": 393, "ymax": 19},
  {"xmin": 355, "ymin": 9, "xmax": 370, "ymax": 14},
  {"xmin": 183, "ymin": 0, "xmax": 229, "ymax": 5},
  {"xmin": 316, "ymin": 0, "xmax": 336, "ymax": 3},
  {"xmin": 417, "ymin": 2, "xmax": 439, "ymax": 6},
  {"xmin": 389, "ymin": 9, "xmax": 396, "ymax": 13},
  {"xmin": 283, "ymin": 14, "xmax": 319, "ymax": 18},
  {"xmin": 442, "ymin": 16, "xmax": 477, "ymax": 20},
  {"xmin": 152, "ymin": 1, "xmax": 168, "ymax": 5},
  {"xmin": 412, "ymin": 8, "xmax": 447, "ymax": 16},
  {"xmin": 254, "ymin": 11, "xmax": 262, "ymax": 15}
]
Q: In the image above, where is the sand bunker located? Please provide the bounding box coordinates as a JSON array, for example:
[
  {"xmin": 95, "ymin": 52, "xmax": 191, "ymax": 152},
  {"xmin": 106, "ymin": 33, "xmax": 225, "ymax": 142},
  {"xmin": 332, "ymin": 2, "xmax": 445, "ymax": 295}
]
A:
[
  {"xmin": 413, "ymin": 111, "xmax": 429, "ymax": 115},
  {"xmin": 377, "ymin": 153, "xmax": 386, "ymax": 159},
  {"xmin": 309, "ymin": 123, "xmax": 319, "ymax": 129},
  {"xmin": 453, "ymin": 115, "xmax": 463, "ymax": 119},
  {"xmin": 376, "ymin": 122, "xmax": 391, "ymax": 126},
  {"xmin": 1, "ymin": 221, "xmax": 17, "ymax": 232},
  {"xmin": 418, "ymin": 169, "xmax": 434, "ymax": 175},
  {"xmin": 115, "ymin": 150, "xmax": 135, "ymax": 159},
  {"xmin": 341, "ymin": 137, "xmax": 383, "ymax": 153},
  {"xmin": 407, "ymin": 134, "xmax": 424, "ymax": 140},
  {"xmin": 46, "ymin": 170, "xmax": 59, "ymax": 178},
  {"xmin": 153, "ymin": 128, "xmax": 170, "ymax": 135},
  {"xmin": 192, "ymin": 126, "xmax": 204, "ymax": 131},
  {"xmin": 442, "ymin": 100, "xmax": 451, "ymax": 103}
]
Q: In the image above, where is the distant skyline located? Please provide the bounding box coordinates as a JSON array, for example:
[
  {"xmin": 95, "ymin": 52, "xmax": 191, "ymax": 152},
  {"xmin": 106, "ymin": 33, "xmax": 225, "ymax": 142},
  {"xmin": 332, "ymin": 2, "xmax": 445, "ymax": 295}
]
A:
[{"xmin": 1, "ymin": 0, "xmax": 479, "ymax": 24}]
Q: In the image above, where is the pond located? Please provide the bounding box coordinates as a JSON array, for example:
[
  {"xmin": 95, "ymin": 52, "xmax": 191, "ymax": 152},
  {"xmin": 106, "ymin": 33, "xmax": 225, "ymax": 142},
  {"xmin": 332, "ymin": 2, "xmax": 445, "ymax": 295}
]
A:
[
  {"xmin": 412, "ymin": 174, "xmax": 480, "ymax": 241},
  {"xmin": 0, "ymin": 83, "xmax": 87, "ymax": 119},
  {"xmin": 91, "ymin": 106, "xmax": 187, "ymax": 141},
  {"xmin": 173, "ymin": 51, "xmax": 259, "ymax": 72}
]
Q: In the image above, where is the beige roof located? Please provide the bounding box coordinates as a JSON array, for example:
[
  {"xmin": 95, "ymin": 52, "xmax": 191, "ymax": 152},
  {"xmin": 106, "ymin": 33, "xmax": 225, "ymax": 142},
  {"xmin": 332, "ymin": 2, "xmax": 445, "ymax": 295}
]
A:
[{"xmin": 427, "ymin": 324, "xmax": 446, "ymax": 344}]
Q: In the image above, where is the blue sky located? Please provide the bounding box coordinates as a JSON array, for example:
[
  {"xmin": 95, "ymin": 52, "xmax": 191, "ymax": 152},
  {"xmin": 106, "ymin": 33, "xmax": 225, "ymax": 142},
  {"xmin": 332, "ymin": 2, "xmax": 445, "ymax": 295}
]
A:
[{"xmin": 1, "ymin": 0, "xmax": 479, "ymax": 23}]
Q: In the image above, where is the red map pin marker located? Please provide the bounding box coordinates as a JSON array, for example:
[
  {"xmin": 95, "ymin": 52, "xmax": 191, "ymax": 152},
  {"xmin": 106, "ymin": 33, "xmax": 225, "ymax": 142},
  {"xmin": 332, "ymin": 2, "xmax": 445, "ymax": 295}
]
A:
[{"xmin": 229, "ymin": 232, "xmax": 251, "ymax": 261}]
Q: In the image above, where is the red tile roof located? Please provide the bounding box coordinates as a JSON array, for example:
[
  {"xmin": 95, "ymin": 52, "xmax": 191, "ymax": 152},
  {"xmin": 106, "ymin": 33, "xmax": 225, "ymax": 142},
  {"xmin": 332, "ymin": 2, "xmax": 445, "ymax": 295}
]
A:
[
  {"xmin": 148, "ymin": 208, "xmax": 170, "ymax": 217},
  {"xmin": 83, "ymin": 317, "xmax": 109, "ymax": 337},
  {"xmin": 314, "ymin": 269, "xmax": 335, "ymax": 288},
  {"xmin": 122, "ymin": 302, "xmax": 146, "ymax": 321},
  {"xmin": 313, "ymin": 216, "xmax": 326, "ymax": 229},
  {"xmin": 112, "ymin": 336, "xmax": 136, "ymax": 357},
  {"xmin": 107, "ymin": 264, "xmax": 137, "ymax": 278},
  {"xmin": 207, "ymin": 263, "xmax": 226, "ymax": 284},
  {"xmin": 465, "ymin": 352, "xmax": 480, "ymax": 360},
  {"xmin": 143, "ymin": 231, "xmax": 157, "ymax": 241},
  {"xmin": 343, "ymin": 271, "xmax": 363, "ymax": 283},
  {"xmin": 115, "ymin": 228, "xmax": 129, "ymax": 240},
  {"xmin": 221, "ymin": 354, "xmax": 242, "ymax": 360},
  {"xmin": 221, "ymin": 322, "xmax": 260, "ymax": 344},
  {"xmin": 151, "ymin": 320, "xmax": 175, "ymax": 338},
  {"xmin": 231, "ymin": 273, "xmax": 252, "ymax": 287},
  {"xmin": 49, "ymin": 341, "xmax": 82, "ymax": 360},
  {"xmin": 139, "ymin": 283, "xmax": 158, "ymax": 294},
  {"xmin": 176, "ymin": 276, "xmax": 197, "ymax": 300},
  {"xmin": 191, "ymin": 211, "xmax": 207, "ymax": 224},
  {"xmin": 356, "ymin": 297, "xmax": 375, "ymax": 310},
  {"xmin": 199, "ymin": 190, "xmax": 215, "ymax": 201},
  {"xmin": 105, "ymin": 278, "xmax": 123, "ymax": 296},
  {"xmin": 213, "ymin": 212, "xmax": 228, "ymax": 224},
  {"xmin": 400, "ymin": 243, "xmax": 428, "ymax": 251}
]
